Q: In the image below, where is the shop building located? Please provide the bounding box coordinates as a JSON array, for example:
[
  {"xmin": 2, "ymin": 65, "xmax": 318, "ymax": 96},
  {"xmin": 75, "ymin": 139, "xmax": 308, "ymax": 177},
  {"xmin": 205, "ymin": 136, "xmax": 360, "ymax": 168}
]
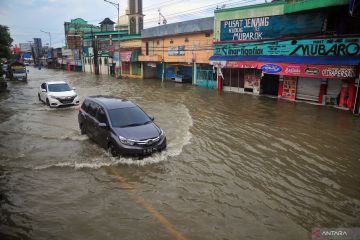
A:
[
  {"xmin": 211, "ymin": 0, "xmax": 360, "ymax": 111},
  {"xmin": 139, "ymin": 17, "xmax": 215, "ymax": 87}
]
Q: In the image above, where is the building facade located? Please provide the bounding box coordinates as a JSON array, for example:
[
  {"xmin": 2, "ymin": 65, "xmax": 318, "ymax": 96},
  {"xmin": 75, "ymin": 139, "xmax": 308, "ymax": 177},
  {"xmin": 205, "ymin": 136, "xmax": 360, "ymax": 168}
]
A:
[
  {"xmin": 139, "ymin": 17, "xmax": 215, "ymax": 87},
  {"xmin": 211, "ymin": 0, "xmax": 360, "ymax": 111}
]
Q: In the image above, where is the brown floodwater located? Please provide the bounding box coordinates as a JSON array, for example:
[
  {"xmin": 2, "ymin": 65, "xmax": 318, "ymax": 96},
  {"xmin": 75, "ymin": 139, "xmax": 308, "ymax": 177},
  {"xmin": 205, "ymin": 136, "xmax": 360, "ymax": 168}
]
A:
[{"xmin": 0, "ymin": 68, "xmax": 359, "ymax": 240}]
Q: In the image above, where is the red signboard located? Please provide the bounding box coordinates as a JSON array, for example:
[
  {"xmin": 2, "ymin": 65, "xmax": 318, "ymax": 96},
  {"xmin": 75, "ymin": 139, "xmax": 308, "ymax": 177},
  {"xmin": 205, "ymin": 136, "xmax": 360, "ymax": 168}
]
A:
[
  {"xmin": 225, "ymin": 61, "xmax": 357, "ymax": 79},
  {"xmin": 120, "ymin": 50, "xmax": 132, "ymax": 62}
]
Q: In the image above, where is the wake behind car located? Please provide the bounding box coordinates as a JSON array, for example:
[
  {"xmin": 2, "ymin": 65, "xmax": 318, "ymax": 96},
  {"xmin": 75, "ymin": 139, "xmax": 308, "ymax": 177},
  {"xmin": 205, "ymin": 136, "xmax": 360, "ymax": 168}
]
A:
[
  {"xmin": 78, "ymin": 96, "xmax": 166, "ymax": 157},
  {"xmin": 38, "ymin": 81, "xmax": 80, "ymax": 107}
]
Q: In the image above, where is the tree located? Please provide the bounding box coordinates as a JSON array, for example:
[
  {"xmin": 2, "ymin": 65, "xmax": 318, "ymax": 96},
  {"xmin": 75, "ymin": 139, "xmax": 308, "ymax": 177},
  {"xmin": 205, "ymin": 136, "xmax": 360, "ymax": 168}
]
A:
[{"xmin": 0, "ymin": 25, "xmax": 13, "ymax": 59}]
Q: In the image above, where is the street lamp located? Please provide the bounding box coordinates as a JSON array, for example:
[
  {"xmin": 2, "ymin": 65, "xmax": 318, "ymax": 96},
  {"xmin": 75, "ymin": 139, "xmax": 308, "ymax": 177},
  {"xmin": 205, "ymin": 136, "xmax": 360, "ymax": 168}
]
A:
[
  {"xmin": 104, "ymin": 0, "xmax": 121, "ymax": 78},
  {"xmin": 40, "ymin": 30, "xmax": 52, "ymax": 47}
]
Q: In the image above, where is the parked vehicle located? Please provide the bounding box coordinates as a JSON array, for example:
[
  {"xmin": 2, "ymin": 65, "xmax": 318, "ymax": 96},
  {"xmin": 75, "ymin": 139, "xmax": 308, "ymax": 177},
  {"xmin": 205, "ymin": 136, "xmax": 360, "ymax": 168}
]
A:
[
  {"xmin": 78, "ymin": 96, "xmax": 167, "ymax": 157},
  {"xmin": 8, "ymin": 61, "xmax": 27, "ymax": 81},
  {"xmin": 0, "ymin": 77, "xmax": 7, "ymax": 91},
  {"xmin": 38, "ymin": 81, "xmax": 80, "ymax": 107}
]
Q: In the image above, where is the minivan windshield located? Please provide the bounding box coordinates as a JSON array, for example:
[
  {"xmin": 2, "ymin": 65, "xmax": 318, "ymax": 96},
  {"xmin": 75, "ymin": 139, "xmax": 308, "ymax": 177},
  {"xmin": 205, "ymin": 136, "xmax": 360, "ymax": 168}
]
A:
[
  {"xmin": 48, "ymin": 83, "xmax": 71, "ymax": 92},
  {"xmin": 108, "ymin": 107, "xmax": 151, "ymax": 128}
]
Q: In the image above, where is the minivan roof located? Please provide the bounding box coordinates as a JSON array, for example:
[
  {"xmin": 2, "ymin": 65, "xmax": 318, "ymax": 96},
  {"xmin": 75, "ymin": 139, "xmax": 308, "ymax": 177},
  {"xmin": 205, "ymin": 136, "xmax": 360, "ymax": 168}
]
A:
[{"xmin": 87, "ymin": 95, "xmax": 136, "ymax": 110}]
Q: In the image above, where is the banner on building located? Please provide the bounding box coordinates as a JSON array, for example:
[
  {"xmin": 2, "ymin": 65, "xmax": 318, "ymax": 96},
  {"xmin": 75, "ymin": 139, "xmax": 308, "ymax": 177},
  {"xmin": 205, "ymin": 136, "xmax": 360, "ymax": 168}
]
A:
[
  {"xmin": 19, "ymin": 43, "xmax": 32, "ymax": 52},
  {"xmin": 67, "ymin": 35, "xmax": 82, "ymax": 49},
  {"xmin": 222, "ymin": 60, "xmax": 357, "ymax": 79},
  {"xmin": 220, "ymin": 13, "xmax": 325, "ymax": 41},
  {"xmin": 214, "ymin": 37, "xmax": 360, "ymax": 57},
  {"xmin": 168, "ymin": 46, "xmax": 185, "ymax": 56},
  {"xmin": 62, "ymin": 49, "xmax": 73, "ymax": 56},
  {"xmin": 120, "ymin": 50, "xmax": 132, "ymax": 62}
]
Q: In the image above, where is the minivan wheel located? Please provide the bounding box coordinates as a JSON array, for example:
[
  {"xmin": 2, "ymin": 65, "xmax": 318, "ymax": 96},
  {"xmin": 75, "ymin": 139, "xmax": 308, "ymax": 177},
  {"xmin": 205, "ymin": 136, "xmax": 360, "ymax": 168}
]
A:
[
  {"xmin": 46, "ymin": 98, "xmax": 50, "ymax": 106},
  {"xmin": 107, "ymin": 143, "xmax": 118, "ymax": 157},
  {"xmin": 38, "ymin": 93, "xmax": 41, "ymax": 102}
]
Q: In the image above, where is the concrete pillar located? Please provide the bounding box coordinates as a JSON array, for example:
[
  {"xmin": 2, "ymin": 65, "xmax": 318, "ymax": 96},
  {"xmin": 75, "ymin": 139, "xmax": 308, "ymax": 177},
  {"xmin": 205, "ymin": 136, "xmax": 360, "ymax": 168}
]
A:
[{"xmin": 193, "ymin": 62, "xmax": 197, "ymax": 85}]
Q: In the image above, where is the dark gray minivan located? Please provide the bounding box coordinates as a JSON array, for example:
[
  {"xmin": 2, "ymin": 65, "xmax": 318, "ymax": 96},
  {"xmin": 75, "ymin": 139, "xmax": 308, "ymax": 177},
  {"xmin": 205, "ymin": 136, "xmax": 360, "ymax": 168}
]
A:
[{"xmin": 78, "ymin": 96, "xmax": 166, "ymax": 156}]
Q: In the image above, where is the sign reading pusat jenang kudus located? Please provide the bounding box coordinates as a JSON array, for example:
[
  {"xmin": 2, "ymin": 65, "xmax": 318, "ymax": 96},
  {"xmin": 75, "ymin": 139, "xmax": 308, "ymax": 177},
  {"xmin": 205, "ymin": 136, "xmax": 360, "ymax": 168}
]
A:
[{"xmin": 220, "ymin": 13, "xmax": 324, "ymax": 41}]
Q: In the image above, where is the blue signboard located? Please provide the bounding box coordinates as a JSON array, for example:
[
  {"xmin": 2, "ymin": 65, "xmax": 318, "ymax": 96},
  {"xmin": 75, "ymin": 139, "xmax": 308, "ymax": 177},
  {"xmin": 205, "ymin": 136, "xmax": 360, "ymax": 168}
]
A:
[
  {"xmin": 214, "ymin": 37, "xmax": 360, "ymax": 57},
  {"xmin": 261, "ymin": 64, "xmax": 282, "ymax": 74},
  {"xmin": 220, "ymin": 13, "xmax": 325, "ymax": 41}
]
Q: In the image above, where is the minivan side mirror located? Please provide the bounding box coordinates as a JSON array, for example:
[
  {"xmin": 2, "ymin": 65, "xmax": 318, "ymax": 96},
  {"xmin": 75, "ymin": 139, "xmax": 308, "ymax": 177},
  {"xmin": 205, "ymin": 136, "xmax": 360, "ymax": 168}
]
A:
[
  {"xmin": 150, "ymin": 116, "xmax": 155, "ymax": 121},
  {"xmin": 98, "ymin": 122, "xmax": 107, "ymax": 128},
  {"xmin": 72, "ymin": 87, "xmax": 76, "ymax": 90},
  {"xmin": 41, "ymin": 89, "xmax": 47, "ymax": 92}
]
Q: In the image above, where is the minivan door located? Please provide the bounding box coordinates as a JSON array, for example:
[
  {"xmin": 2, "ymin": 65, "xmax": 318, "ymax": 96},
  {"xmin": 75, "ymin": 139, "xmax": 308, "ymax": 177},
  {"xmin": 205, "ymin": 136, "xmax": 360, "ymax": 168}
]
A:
[
  {"xmin": 85, "ymin": 101, "xmax": 100, "ymax": 139},
  {"xmin": 94, "ymin": 107, "xmax": 109, "ymax": 148}
]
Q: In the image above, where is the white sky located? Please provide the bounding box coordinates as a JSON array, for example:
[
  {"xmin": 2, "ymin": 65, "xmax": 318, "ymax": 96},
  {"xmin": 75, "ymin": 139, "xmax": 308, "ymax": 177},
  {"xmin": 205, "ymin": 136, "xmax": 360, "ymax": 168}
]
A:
[{"xmin": 0, "ymin": 0, "xmax": 265, "ymax": 48}]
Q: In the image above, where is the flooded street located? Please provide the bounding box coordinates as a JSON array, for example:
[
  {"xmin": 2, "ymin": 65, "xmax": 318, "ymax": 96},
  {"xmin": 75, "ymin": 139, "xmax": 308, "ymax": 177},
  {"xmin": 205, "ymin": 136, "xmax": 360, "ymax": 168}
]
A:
[{"xmin": 1, "ymin": 68, "xmax": 360, "ymax": 240}]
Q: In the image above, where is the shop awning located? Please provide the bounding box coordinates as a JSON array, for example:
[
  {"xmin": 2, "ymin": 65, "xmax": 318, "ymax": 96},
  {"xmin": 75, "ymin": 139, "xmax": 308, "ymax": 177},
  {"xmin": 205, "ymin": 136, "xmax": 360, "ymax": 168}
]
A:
[
  {"xmin": 209, "ymin": 56, "xmax": 359, "ymax": 79},
  {"xmin": 209, "ymin": 55, "xmax": 360, "ymax": 66}
]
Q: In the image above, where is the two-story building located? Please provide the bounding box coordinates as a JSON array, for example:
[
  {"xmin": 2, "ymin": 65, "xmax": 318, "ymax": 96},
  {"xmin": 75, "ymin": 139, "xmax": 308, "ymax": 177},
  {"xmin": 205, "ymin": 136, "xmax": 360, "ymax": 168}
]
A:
[
  {"xmin": 211, "ymin": 0, "xmax": 360, "ymax": 111},
  {"xmin": 139, "ymin": 17, "xmax": 215, "ymax": 88}
]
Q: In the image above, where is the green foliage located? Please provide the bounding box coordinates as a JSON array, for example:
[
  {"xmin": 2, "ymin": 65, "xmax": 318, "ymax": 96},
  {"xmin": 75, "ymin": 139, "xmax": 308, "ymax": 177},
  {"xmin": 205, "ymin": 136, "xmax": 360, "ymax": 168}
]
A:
[{"xmin": 0, "ymin": 25, "xmax": 13, "ymax": 59}]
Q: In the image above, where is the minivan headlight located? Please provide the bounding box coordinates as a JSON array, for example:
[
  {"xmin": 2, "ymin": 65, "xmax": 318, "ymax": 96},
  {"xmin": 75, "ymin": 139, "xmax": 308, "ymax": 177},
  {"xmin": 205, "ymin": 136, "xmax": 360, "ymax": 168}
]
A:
[
  {"xmin": 49, "ymin": 95, "xmax": 57, "ymax": 99},
  {"xmin": 119, "ymin": 136, "xmax": 135, "ymax": 146},
  {"xmin": 159, "ymin": 129, "xmax": 165, "ymax": 137}
]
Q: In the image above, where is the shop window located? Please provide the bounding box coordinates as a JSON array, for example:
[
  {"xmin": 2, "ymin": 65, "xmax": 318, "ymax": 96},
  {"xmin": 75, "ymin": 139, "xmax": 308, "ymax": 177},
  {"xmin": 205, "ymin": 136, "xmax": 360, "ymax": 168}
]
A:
[{"xmin": 185, "ymin": 37, "xmax": 189, "ymax": 43}]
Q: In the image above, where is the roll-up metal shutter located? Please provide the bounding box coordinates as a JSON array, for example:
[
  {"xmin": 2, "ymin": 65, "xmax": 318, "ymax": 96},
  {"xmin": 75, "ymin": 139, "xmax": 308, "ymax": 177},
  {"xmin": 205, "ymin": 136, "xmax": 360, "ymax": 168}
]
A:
[
  {"xmin": 296, "ymin": 77, "xmax": 321, "ymax": 101},
  {"xmin": 327, "ymin": 79, "xmax": 342, "ymax": 96}
]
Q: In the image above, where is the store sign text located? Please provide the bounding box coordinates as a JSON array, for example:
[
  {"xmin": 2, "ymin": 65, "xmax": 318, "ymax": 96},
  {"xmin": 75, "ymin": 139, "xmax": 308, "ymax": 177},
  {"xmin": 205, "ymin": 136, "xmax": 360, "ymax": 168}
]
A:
[
  {"xmin": 261, "ymin": 64, "xmax": 282, "ymax": 74},
  {"xmin": 214, "ymin": 37, "xmax": 360, "ymax": 57},
  {"xmin": 220, "ymin": 13, "xmax": 324, "ymax": 41}
]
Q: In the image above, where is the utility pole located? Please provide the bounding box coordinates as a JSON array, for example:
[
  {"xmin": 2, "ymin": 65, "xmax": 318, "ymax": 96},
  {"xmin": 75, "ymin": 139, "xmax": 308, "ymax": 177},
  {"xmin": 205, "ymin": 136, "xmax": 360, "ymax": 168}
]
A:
[
  {"xmin": 104, "ymin": 0, "xmax": 121, "ymax": 78},
  {"xmin": 40, "ymin": 30, "xmax": 51, "ymax": 47}
]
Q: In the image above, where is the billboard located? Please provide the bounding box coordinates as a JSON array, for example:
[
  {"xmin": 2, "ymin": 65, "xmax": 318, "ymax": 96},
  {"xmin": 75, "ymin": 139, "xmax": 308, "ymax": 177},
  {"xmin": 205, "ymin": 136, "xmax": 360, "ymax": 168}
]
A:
[
  {"xmin": 220, "ymin": 12, "xmax": 325, "ymax": 41},
  {"xmin": 214, "ymin": 37, "xmax": 360, "ymax": 57},
  {"xmin": 19, "ymin": 43, "xmax": 32, "ymax": 52}
]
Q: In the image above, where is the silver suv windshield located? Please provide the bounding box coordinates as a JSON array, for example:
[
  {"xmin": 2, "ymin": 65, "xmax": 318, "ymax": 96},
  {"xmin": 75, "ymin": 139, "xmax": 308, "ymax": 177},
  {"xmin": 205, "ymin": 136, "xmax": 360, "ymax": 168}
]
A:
[{"xmin": 48, "ymin": 83, "xmax": 71, "ymax": 92}]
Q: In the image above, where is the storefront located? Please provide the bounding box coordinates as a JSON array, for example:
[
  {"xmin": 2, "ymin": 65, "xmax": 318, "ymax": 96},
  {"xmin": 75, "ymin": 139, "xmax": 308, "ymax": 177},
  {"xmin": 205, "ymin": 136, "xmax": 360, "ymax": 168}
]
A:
[
  {"xmin": 296, "ymin": 77, "xmax": 322, "ymax": 102},
  {"xmin": 210, "ymin": 56, "xmax": 359, "ymax": 110},
  {"xmin": 120, "ymin": 49, "xmax": 142, "ymax": 78}
]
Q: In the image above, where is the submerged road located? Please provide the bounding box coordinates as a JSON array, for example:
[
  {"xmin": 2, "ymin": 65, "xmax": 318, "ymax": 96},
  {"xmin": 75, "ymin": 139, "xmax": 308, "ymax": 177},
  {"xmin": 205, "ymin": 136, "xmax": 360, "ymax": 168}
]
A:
[{"xmin": 0, "ymin": 68, "xmax": 359, "ymax": 240}]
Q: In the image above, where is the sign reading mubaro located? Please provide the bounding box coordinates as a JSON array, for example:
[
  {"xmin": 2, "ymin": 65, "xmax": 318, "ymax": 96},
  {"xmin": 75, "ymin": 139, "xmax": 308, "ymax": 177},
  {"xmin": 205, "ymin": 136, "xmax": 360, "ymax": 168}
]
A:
[{"xmin": 214, "ymin": 37, "xmax": 360, "ymax": 57}]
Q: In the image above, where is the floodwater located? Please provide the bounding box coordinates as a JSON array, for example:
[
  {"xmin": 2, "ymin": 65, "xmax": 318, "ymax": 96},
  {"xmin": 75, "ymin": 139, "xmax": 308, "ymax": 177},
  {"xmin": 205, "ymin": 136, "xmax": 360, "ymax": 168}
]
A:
[{"xmin": 0, "ymin": 68, "xmax": 359, "ymax": 240}]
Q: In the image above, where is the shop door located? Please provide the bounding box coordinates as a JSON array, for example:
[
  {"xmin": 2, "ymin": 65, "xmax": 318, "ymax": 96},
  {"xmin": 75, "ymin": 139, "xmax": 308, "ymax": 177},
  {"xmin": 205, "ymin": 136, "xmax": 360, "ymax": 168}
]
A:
[
  {"xmin": 261, "ymin": 74, "xmax": 279, "ymax": 96},
  {"xmin": 296, "ymin": 77, "xmax": 322, "ymax": 102}
]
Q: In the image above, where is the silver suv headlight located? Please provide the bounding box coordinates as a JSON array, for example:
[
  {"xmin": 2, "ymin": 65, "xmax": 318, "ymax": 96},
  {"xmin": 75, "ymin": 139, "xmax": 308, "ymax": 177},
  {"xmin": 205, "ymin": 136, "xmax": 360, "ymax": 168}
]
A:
[
  {"xmin": 119, "ymin": 136, "xmax": 135, "ymax": 146},
  {"xmin": 48, "ymin": 95, "xmax": 57, "ymax": 99}
]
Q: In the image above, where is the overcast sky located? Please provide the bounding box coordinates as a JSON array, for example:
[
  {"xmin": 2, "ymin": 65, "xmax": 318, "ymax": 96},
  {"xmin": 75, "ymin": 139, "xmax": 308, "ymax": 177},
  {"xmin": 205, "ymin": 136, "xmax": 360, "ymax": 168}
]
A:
[{"xmin": 0, "ymin": 0, "xmax": 265, "ymax": 48}]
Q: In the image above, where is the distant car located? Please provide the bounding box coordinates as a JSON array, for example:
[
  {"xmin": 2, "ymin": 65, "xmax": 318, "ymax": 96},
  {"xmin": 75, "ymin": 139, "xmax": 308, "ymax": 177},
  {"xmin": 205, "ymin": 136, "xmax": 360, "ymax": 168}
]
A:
[
  {"xmin": 0, "ymin": 77, "xmax": 7, "ymax": 91},
  {"xmin": 78, "ymin": 96, "xmax": 167, "ymax": 157},
  {"xmin": 38, "ymin": 81, "xmax": 80, "ymax": 107}
]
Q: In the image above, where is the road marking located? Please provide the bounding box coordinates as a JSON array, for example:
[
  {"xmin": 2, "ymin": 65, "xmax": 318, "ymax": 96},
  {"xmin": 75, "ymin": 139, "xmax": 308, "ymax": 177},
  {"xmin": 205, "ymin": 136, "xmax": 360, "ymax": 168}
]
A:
[{"xmin": 110, "ymin": 168, "xmax": 187, "ymax": 240}]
